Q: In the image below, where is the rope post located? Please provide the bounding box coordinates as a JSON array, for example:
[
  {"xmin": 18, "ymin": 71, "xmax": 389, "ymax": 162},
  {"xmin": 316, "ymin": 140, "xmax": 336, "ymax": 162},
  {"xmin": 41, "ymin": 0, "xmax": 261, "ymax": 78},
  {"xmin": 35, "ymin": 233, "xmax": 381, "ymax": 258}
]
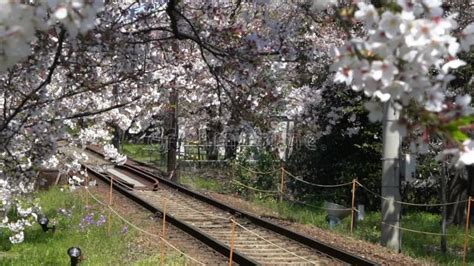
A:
[
  {"xmin": 231, "ymin": 160, "xmax": 235, "ymax": 180},
  {"xmin": 463, "ymin": 196, "xmax": 472, "ymax": 265},
  {"xmin": 228, "ymin": 219, "xmax": 236, "ymax": 266},
  {"xmin": 85, "ymin": 173, "xmax": 89, "ymax": 207},
  {"xmin": 107, "ymin": 176, "xmax": 114, "ymax": 235},
  {"xmin": 351, "ymin": 178, "xmax": 357, "ymax": 234},
  {"xmin": 160, "ymin": 198, "xmax": 169, "ymax": 266},
  {"xmin": 279, "ymin": 164, "xmax": 285, "ymax": 202}
]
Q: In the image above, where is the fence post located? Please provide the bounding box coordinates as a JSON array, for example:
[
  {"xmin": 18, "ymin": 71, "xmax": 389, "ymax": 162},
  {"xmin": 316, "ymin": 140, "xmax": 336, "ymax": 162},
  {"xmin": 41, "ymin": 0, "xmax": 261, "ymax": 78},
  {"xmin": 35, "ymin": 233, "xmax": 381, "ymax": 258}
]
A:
[
  {"xmin": 463, "ymin": 196, "xmax": 472, "ymax": 265},
  {"xmin": 160, "ymin": 198, "xmax": 169, "ymax": 266},
  {"xmin": 231, "ymin": 161, "xmax": 235, "ymax": 180},
  {"xmin": 279, "ymin": 165, "xmax": 285, "ymax": 202},
  {"xmin": 351, "ymin": 179, "xmax": 357, "ymax": 234},
  {"xmin": 85, "ymin": 173, "xmax": 89, "ymax": 207},
  {"xmin": 228, "ymin": 219, "xmax": 236, "ymax": 266},
  {"xmin": 107, "ymin": 176, "xmax": 114, "ymax": 234}
]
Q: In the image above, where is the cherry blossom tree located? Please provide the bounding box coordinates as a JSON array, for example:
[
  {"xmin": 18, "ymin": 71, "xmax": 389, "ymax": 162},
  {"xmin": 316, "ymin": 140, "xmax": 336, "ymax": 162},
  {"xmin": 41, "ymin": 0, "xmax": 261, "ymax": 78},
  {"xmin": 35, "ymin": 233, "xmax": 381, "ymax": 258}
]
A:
[
  {"xmin": 329, "ymin": 0, "xmax": 474, "ymax": 251},
  {"xmin": 1, "ymin": 0, "xmax": 472, "ymax": 249}
]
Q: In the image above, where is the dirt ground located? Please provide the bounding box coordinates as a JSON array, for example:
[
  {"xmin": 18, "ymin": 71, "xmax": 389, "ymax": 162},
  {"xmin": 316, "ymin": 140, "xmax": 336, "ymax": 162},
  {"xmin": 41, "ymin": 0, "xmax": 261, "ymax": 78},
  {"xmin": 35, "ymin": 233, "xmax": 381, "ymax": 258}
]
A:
[{"xmin": 84, "ymin": 179, "xmax": 228, "ymax": 265}]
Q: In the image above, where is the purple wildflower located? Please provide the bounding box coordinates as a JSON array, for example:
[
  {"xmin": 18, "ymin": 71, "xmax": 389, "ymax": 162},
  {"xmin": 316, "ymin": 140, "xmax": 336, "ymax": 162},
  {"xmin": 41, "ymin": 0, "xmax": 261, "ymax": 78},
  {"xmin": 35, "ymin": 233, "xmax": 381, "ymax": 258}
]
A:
[
  {"xmin": 121, "ymin": 226, "xmax": 128, "ymax": 234},
  {"xmin": 84, "ymin": 214, "xmax": 95, "ymax": 225},
  {"xmin": 78, "ymin": 213, "xmax": 96, "ymax": 231},
  {"xmin": 96, "ymin": 215, "xmax": 106, "ymax": 226}
]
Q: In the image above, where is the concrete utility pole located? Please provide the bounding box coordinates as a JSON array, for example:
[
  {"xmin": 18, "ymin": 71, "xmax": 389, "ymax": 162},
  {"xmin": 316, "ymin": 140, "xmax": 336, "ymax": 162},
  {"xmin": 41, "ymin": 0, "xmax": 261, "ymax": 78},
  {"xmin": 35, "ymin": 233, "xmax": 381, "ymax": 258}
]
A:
[{"xmin": 381, "ymin": 101, "xmax": 402, "ymax": 252}]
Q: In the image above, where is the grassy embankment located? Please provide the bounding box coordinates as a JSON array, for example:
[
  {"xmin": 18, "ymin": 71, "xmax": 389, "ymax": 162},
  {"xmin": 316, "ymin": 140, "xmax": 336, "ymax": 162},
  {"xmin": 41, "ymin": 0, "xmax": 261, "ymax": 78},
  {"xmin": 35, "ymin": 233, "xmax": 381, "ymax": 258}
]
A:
[{"xmin": 0, "ymin": 187, "xmax": 186, "ymax": 265}]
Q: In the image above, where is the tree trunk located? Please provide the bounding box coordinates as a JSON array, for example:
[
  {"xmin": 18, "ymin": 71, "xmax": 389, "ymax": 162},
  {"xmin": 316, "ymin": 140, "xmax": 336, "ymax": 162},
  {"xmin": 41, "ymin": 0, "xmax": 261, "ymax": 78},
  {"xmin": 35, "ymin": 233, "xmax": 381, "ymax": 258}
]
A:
[
  {"xmin": 224, "ymin": 111, "xmax": 241, "ymax": 160},
  {"xmin": 112, "ymin": 125, "xmax": 122, "ymax": 152},
  {"xmin": 166, "ymin": 88, "xmax": 179, "ymax": 182},
  {"xmin": 206, "ymin": 120, "xmax": 222, "ymax": 160},
  {"xmin": 447, "ymin": 169, "xmax": 469, "ymax": 225},
  {"xmin": 380, "ymin": 101, "xmax": 402, "ymax": 252},
  {"xmin": 224, "ymin": 125, "xmax": 240, "ymax": 160}
]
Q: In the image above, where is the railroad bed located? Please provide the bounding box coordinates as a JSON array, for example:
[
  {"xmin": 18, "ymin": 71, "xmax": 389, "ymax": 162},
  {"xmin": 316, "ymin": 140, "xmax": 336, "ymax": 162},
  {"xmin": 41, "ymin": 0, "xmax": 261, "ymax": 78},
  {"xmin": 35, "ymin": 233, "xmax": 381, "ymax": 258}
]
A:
[
  {"xmin": 90, "ymin": 177, "xmax": 229, "ymax": 265},
  {"xmin": 81, "ymin": 147, "xmax": 375, "ymax": 266}
]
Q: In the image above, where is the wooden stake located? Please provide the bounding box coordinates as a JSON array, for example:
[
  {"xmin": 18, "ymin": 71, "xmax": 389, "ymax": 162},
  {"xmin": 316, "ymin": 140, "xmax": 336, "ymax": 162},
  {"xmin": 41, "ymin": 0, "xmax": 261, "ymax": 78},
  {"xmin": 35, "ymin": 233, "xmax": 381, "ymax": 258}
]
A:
[
  {"xmin": 463, "ymin": 196, "xmax": 472, "ymax": 265},
  {"xmin": 107, "ymin": 176, "xmax": 114, "ymax": 234},
  {"xmin": 351, "ymin": 179, "xmax": 357, "ymax": 234},
  {"xmin": 231, "ymin": 161, "xmax": 235, "ymax": 180},
  {"xmin": 85, "ymin": 173, "xmax": 89, "ymax": 207},
  {"xmin": 279, "ymin": 163, "xmax": 285, "ymax": 202},
  {"xmin": 228, "ymin": 220, "xmax": 236, "ymax": 266},
  {"xmin": 54, "ymin": 172, "xmax": 61, "ymax": 186},
  {"xmin": 160, "ymin": 198, "xmax": 169, "ymax": 266}
]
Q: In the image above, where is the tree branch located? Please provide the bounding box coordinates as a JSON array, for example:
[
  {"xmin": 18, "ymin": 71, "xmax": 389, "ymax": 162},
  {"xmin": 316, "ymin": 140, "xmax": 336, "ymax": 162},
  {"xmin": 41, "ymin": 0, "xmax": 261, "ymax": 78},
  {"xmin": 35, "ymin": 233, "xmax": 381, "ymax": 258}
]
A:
[{"xmin": 0, "ymin": 28, "xmax": 66, "ymax": 132}]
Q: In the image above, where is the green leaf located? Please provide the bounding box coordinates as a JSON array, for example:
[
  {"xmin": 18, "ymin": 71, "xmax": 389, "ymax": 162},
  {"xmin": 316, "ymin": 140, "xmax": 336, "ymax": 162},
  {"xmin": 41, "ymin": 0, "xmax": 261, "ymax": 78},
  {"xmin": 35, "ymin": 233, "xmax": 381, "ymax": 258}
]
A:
[{"xmin": 451, "ymin": 129, "xmax": 469, "ymax": 142}]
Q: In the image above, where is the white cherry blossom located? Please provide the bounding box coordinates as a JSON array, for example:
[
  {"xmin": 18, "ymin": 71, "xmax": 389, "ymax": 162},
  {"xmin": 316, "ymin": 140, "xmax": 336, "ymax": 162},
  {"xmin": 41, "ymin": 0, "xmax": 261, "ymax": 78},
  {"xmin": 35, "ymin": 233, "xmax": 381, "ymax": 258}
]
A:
[
  {"xmin": 379, "ymin": 12, "xmax": 403, "ymax": 39},
  {"xmin": 332, "ymin": 0, "xmax": 473, "ymax": 167},
  {"xmin": 354, "ymin": 2, "xmax": 379, "ymax": 29}
]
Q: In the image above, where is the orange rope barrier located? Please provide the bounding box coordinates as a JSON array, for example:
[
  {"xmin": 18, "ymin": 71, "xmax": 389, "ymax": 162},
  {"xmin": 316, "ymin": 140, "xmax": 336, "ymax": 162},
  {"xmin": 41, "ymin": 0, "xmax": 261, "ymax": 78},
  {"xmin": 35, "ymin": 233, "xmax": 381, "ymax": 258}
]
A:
[
  {"xmin": 381, "ymin": 222, "xmax": 452, "ymax": 236},
  {"xmin": 281, "ymin": 195, "xmax": 353, "ymax": 211},
  {"xmin": 357, "ymin": 181, "xmax": 470, "ymax": 207},
  {"xmin": 282, "ymin": 169, "xmax": 353, "ymax": 188}
]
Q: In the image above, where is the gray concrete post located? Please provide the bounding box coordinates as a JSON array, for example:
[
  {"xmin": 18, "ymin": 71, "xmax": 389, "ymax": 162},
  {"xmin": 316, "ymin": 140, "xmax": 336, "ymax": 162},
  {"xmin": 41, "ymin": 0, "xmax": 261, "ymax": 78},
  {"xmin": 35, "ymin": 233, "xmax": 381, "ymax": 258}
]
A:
[{"xmin": 381, "ymin": 101, "xmax": 402, "ymax": 252}]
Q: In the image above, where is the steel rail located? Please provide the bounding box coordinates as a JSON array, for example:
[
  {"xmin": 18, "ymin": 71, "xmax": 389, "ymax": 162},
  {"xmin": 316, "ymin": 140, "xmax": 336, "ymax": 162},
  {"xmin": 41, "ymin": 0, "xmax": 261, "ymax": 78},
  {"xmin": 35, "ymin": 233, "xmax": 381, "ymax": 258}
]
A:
[
  {"xmin": 84, "ymin": 164, "xmax": 258, "ymax": 265},
  {"xmin": 86, "ymin": 146, "xmax": 376, "ymax": 266}
]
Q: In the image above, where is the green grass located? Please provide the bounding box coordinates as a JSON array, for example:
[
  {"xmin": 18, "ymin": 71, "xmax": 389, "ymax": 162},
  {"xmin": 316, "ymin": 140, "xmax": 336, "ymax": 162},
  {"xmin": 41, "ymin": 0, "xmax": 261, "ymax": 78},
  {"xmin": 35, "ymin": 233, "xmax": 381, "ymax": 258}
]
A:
[
  {"xmin": 180, "ymin": 174, "xmax": 226, "ymax": 192},
  {"xmin": 123, "ymin": 143, "xmax": 162, "ymax": 163},
  {"xmin": 0, "ymin": 188, "xmax": 185, "ymax": 265},
  {"xmin": 258, "ymin": 200, "xmax": 474, "ymax": 264}
]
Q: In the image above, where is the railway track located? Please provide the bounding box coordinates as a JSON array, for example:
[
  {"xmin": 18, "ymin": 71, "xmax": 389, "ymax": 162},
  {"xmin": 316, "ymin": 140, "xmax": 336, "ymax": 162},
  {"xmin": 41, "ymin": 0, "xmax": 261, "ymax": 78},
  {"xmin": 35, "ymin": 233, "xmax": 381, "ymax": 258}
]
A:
[{"xmin": 83, "ymin": 147, "xmax": 376, "ymax": 266}]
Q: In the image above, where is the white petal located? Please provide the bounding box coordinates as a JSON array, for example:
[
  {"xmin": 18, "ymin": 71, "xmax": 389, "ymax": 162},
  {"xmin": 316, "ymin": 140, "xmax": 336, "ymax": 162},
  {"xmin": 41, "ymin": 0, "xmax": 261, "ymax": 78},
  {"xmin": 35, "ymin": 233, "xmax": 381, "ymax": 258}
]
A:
[
  {"xmin": 374, "ymin": 91, "xmax": 391, "ymax": 102},
  {"xmin": 54, "ymin": 7, "xmax": 68, "ymax": 20},
  {"xmin": 455, "ymin": 95, "xmax": 471, "ymax": 107},
  {"xmin": 441, "ymin": 59, "xmax": 466, "ymax": 74}
]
